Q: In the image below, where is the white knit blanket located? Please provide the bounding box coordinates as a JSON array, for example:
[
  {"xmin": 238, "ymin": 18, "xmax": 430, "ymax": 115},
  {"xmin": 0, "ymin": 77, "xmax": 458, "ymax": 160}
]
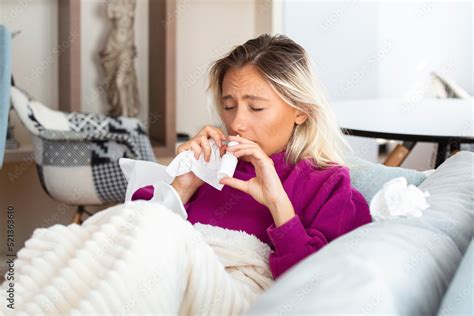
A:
[{"xmin": 0, "ymin": 201, "xmax": 275, "ymax": 315}]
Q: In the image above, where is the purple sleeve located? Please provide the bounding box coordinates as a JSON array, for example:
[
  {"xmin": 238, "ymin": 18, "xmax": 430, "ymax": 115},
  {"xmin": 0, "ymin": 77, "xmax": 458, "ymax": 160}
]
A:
[
  {"xmin": 266, "ymin": 167, "xmax": 363, "ymax": 279},
  {"xmin": 131, "ymin": 185, "xmax": 154, "ymax": 201}
]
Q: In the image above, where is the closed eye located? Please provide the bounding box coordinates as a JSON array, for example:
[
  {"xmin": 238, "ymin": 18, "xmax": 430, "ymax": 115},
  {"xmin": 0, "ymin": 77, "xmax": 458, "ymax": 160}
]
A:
[{"xmin": 222, "ymin": 106, "xmax": 265, "ymax": 112}]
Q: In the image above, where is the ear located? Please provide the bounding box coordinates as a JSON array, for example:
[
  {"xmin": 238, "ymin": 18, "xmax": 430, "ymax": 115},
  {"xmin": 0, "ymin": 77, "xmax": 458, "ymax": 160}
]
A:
[{"xmin": 294, "ymin": 110, "xmax": 308, "ymax": 125}]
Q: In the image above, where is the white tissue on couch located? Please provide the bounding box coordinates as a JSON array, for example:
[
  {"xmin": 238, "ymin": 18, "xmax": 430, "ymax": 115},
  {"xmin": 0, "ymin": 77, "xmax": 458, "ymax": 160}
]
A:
[{"xmin": 370, "ymin": 176, "xmax": 430, "ymax": 221}]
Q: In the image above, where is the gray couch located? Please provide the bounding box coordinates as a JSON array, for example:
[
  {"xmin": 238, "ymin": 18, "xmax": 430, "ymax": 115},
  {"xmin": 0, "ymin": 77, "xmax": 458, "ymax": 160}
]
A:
[
  {"xmin": 438, "ymin": 237, "xmax": 473, "ymax": 315},
  {"xmin": 246, "ymin": 151, "xmax": 473, "ymax": 315}
]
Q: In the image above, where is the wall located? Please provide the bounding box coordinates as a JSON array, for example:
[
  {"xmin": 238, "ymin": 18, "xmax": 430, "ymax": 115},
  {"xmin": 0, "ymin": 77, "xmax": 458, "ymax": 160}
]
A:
[
  {"xmin": 282, "ymin": 1, "xmax": 472, "ymax": 168},
  {"xmin": 175, "ymin": 0, "xmax": 260, "ymax": 136},
  {"xmin": 0, "ymin": 0, "xmax": 58, "ymax": 108},
  {"xmin": 377, "ymin": 2, "xmax": 472, "ymax": 97}
]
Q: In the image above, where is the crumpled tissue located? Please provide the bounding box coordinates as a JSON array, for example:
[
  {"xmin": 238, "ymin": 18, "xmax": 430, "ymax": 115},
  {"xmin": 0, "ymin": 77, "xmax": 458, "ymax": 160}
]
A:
[
  {"xmin": 369, "ymin": 176, "xmax": 430, "ymax": 221},
  {"xmin": 166, "ymin": 138, "xmax": 239, "ymax": 191}
]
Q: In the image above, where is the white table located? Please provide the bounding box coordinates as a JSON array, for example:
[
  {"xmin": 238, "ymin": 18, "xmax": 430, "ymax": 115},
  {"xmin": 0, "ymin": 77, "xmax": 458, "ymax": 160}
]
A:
[{"xmin": 331, "ymin": 98, "xmax": 474, "ymax": 167}]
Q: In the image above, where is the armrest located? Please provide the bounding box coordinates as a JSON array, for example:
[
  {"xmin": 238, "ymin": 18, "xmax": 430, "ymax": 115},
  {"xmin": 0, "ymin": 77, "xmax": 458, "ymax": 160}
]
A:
[{"xmin": 437, "ymin": 239, "xmax": 473, "ymax": 315}]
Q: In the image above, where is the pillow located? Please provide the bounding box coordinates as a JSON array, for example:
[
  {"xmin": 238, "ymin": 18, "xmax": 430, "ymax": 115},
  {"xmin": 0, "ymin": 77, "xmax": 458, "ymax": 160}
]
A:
[
  {"xmin": 10, "ymin": 86, "xmax": 70, "ymax": 134},
  {"xmin": 346, "ymin": 155, "xmax": 428, "ymax": 203},
  {"xmin": 428, "ymin": 71, "xmax": 474, "ymax": 154},
  {"xmin": 247, "ymin": 151, "xmax": 474, "ymax": 315},
  {"xmin": 429, "ymin": 72, "xmax": 472, "ymax": 99}
]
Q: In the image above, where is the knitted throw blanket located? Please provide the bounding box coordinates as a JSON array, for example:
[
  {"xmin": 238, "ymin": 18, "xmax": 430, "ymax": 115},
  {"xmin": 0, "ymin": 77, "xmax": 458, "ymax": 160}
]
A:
[{"xmin": 1, "ymin": 201, "xmax": 274, "ymax": 315}]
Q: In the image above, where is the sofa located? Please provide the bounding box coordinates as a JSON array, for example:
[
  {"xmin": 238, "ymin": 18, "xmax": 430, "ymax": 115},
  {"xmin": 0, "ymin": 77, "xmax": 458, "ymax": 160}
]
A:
[{"xmin": 246, "ymin": 151, "xmax": 473, "ymax": 315}]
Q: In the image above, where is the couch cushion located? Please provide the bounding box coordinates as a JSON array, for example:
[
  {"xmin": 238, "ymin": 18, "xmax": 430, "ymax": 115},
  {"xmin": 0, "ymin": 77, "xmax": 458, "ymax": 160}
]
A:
[
  {"xmin": 437, "ymin": 239, "xmax": 473, "ymax": 315},
  {"xmin": 246, "ymin": 151, "xmax": 474, "ymax": 315},
  {"xmin": 347, "ymin": 155, "xmax": 427, "ymax": 203}
]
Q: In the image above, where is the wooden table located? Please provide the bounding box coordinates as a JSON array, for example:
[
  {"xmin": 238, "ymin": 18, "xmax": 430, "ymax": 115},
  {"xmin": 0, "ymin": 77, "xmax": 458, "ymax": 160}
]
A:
[{"xmin": 331, "ymin": 98, "xmax": 474, "ymax": 167}]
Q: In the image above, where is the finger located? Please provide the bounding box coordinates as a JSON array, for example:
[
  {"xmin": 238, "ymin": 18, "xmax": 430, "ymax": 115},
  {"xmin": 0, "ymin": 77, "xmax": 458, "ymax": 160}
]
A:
[
  {"xmin": 198, "ymin": 126, "xmax": 226, "ymax": 146},
  {"xmin": 176, "ymin": 142, "xmax": 192, "ymax": 154},
  {"xmin": 227, "ymin": 135, "xmax": 255, "ymax": 145},
  {"xmin": 232, "ymin": 148, "xmax": 268, "ymax": 163},
  {"xmin": 190, "ymin": 141, "xmax": 202, "ymax": 160},
  {"xmin": 219, "ymin": 177, "xmax": 249, "ymax": 194},
  {"xmin": 231, "ymin": 148, "xmax": 255, "ymax": 159},
  {"xmin": 219, "ymin": 144, "xmax": 227, "ymax": 157},
  {"xmin": 198, "ymin": 135, "xmax": 211, "ymax": 162},
  {"xmin": 205, "ymin": 127, "xmax": 227, "ymax": 147},
  {"xmin": 176, "ymin": 144, "xmax": 185, "ymax": 154},
  {"xmin": 225, "ymin": 143, "xmax": 256, "ymax": 153}
]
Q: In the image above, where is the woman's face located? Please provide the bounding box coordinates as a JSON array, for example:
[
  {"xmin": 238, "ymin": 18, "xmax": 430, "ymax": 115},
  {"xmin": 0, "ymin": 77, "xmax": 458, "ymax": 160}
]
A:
[{"xmin": 221, "ymin": 64, "xmax": 307, "ymax": 159}]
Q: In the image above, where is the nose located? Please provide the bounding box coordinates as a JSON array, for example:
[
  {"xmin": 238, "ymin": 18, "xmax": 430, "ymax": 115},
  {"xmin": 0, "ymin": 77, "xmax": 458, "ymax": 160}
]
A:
[{"xmin": 229, "ymin": 106, "xmax": 248, "ymax": 135}]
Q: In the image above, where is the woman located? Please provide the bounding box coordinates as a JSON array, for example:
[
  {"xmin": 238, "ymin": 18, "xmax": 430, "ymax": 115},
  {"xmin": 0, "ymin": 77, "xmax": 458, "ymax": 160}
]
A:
[{"xmin": 169, "ymin": 33, "xmax": 372, "ymax": 280}]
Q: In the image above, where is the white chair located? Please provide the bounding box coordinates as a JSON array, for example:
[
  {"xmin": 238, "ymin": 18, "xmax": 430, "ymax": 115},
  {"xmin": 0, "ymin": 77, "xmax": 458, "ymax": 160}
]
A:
[{"xmin": 10, "ymin": 85, "xmax": 155, "ymax": 224}]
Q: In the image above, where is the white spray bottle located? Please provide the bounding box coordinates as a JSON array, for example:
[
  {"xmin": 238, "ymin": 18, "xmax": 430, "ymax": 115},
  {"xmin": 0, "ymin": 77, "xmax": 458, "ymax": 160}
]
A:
[{"xmin": 217, "ymin": 136, "xmax": 239, "ymax": 181}]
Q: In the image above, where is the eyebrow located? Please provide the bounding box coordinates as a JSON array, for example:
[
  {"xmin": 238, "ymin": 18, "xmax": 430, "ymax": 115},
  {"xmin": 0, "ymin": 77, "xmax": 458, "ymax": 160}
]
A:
[{"xmin": 222, "ymin": 94, "xmax": 269, "ymax": 101}]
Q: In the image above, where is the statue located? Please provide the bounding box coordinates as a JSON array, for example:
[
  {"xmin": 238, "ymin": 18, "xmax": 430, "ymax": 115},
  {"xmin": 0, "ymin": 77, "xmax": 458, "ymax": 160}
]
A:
[{"xmin": 99, "ymin": 0, "xmax": 140, "ymax": 117}]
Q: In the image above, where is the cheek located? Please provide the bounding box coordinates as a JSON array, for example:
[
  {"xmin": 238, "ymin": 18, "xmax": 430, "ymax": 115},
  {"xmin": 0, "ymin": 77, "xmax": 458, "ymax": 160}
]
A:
[
  {"xmin": 260, "ymin": 111, "xmax": 294, "ymax": 137},
  {"xmin": 254, "ymin": 113, "xmax": 294, "ymax": 152}
]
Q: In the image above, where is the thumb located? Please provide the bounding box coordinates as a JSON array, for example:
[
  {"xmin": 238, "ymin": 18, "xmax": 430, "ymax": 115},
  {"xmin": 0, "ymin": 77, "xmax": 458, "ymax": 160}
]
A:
[{"xmin": 219, "ymin": 177, "xmax": 248, "ymax": 193}]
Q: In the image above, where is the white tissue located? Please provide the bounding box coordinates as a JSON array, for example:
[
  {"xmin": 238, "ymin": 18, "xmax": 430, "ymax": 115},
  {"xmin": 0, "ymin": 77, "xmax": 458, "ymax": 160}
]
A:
[
  {"xmin": 166, "ymin": 139, "xmax": 238, "ymax": 191},
  {"xmin": 369, "ymin": 177, "xmax": 430, "ymax": 221},
  {"xmin": 146, "ymin": 181, "xmax": 188, "ymax": 219},
  {"xmin": 118, "ymin": 158, "xmax": 187, "ymax": 219}
]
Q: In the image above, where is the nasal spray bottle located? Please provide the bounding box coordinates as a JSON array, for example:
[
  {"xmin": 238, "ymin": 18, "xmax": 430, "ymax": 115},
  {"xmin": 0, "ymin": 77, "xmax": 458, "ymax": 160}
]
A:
[{"xmin": 217, "ymin": 135, "xmax": 239, "ymax": 181}]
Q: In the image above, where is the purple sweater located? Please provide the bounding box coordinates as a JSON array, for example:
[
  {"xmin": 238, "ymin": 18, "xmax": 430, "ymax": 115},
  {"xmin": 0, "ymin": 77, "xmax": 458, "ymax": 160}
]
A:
[{"xmin": 183, "ymin": 150, "xmax": 372, "ymax": 279}]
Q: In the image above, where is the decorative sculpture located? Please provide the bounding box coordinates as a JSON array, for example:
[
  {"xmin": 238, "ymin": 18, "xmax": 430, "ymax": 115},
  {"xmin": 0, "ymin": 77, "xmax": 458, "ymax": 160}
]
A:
[{"xmin": 100, "ymin": 0, "xmax": 140, "ymax": 117}]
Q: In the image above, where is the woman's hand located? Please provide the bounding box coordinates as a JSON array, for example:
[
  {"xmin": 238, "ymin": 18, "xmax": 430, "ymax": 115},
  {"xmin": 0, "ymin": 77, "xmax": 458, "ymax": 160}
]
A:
[
  {"xmin": 171, "ymin": 126, "xmax": 227, "ymax": 204},
  {"xmin": 219, "ymin": 136, "xmax": 295, "ymax": 223}
]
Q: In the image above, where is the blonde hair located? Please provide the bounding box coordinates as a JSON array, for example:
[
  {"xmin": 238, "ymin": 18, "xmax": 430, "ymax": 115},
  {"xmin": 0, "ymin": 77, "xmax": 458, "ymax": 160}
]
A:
[{"xmin": 207, "ymin": 34, "xmax": 353, "ymax": 169}]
